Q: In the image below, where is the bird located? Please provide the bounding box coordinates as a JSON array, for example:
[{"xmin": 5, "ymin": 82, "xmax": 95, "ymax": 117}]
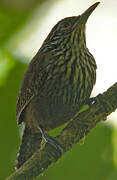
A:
[{"xmin": 15, "ymin": 2, "xmax": 100, "ymax": 169}]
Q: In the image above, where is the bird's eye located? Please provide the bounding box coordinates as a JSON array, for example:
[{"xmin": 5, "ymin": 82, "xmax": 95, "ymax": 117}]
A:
[
  {"xmin": 61, "ymin": 21, "xmax": 71, "ymax": 29},
  {"xmin": 62, "ymin": 22, "xmax": 70, "ymax": 28}
]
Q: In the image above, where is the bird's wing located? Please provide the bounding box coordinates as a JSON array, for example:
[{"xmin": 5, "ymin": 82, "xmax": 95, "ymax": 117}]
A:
[{"xmin": 16, "ymin": 52, "xmax": 49, "ymax": 124}]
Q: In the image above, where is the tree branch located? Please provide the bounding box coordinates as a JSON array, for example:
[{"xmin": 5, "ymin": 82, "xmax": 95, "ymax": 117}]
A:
[{"xmin": 6, "ymin": 83, "xmax": 117, "ymax": 180}]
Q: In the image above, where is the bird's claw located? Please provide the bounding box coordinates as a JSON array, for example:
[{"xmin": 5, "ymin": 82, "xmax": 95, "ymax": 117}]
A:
[
  {"xmin": 38, "ymin": 127, "xmax": 64, "ymax": 159},
  {"xmin": 88, "ymin": 94, "xmax": 112, "ymax": 118}
]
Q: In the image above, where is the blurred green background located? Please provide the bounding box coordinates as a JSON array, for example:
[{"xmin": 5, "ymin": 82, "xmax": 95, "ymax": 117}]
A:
[{"xmin": 0, "ymin": 0, "xmax": 117, "ymax": 180}]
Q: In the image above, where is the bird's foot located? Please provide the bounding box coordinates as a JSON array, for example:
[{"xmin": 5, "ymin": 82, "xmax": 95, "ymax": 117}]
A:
[
  {"xmin": 87, "ymin": 97, "xmax": 96, "ymax": 106},
  {"xmin": 38, "ymin": 127, "xmax": 64, "ymax": 158},
  {"xmin": 87, "ymin": 94, "xmax": 112, "ymax": 120}
]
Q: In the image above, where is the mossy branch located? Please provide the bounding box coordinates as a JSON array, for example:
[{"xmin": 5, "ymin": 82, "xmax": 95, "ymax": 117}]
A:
[{"xmin": 6, "ymin": 82, "xmax": 117, "ymax": 180}]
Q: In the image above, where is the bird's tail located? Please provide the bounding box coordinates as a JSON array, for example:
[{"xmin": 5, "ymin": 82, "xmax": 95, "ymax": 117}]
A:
[{"xmin": 15, "ymin": 126, "xmax": 42, "ymax": 169}]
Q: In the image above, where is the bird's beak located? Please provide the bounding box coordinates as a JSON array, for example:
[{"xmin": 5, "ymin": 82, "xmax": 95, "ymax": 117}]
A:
[{"xmin": 73, "ymin": 2, "xmax": 100, "ymax": 29}]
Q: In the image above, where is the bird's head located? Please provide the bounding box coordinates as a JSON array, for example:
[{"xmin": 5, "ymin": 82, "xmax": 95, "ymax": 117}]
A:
[{"xmin": 40, "ymin": 2, "xmax": 100, "ymax": 52}]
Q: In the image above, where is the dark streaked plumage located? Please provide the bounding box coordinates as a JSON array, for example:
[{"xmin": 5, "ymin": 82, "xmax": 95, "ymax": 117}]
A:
[{"xmin": 16, "ymin": 2, "xmax": 99, "ymax": 169}]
